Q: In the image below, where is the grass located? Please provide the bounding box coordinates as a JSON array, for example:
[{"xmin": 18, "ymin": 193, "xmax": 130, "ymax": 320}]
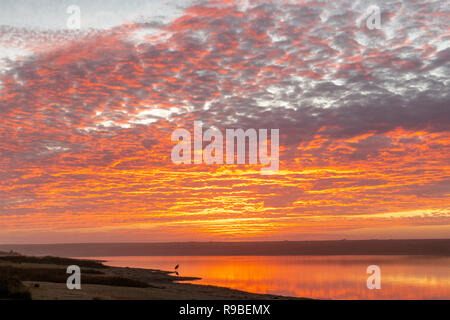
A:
[
  {"xmin": 0, "ymin": 265, "xmax": 149, "ymax": 288},
  {"xmin": 0, "ymin": 256, "xmax": 107, "ymax": 269},
  {"xmin": 0, "ymin": 272, "xmax": 32, "ymax": 300},
  {"xmin": 0, "ymin": 255, "xmax": 152, "ymax": 293}
]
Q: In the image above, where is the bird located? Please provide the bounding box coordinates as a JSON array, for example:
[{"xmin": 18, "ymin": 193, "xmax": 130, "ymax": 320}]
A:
[{"xmin": 175, "ymin": 264, "xmax": 179, "ymax": 270}]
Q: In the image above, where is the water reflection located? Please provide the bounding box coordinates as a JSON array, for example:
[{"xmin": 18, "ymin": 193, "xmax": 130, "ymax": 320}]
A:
[{"xmin": 82, "ymin": 255, "xmax": 450, "ymax": 299}]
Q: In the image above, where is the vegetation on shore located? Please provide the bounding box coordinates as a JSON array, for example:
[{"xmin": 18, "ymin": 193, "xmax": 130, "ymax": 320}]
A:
[
  {"xmin": 0, "ymin": 272, "xmax": 31, "ymax": 300},
  {"xmin": 0, "ymin": 265, "xmax": 149, "ymax": 290},
  {"xmin": 0, "ymin": 253, "xmax": 299, "ymax": 300},
  {"xmin": 0, "ymin": 255, "xmax": 154, "ymax": 299},
  {"xmin": 0, "ymin": 255, "xmax": 106, "ymax": 269}
]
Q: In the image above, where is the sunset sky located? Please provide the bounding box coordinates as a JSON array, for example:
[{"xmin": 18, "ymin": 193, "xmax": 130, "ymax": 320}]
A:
[{"xmin": 0, "ymin": 0, "xmax": 449, "ymax": 243}]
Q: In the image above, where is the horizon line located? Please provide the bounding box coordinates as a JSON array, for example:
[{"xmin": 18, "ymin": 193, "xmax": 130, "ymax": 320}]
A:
[{"xmin": 2, "ymin": 238, "xmax": 450, "ymax": 246}]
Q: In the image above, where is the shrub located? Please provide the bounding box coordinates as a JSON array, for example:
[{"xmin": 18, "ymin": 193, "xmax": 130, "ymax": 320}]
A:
[{"xmin": 0, "ymin": 272, "xmax": 32, "ymax": 300}]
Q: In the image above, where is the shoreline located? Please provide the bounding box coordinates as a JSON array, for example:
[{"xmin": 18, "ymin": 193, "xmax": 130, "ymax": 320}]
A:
[
  {"xmin": 0, "ymin": 253, "xmax": 302, "ymax": 300},
  {"xmin": 2, "ymin": 239, "xmax": 449, "ymax": 257}
]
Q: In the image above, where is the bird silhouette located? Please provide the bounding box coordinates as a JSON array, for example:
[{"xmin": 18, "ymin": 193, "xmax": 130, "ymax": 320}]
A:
[{"xmin": 175, "ymin": 264, "xmax": 179, "ymax": 270}]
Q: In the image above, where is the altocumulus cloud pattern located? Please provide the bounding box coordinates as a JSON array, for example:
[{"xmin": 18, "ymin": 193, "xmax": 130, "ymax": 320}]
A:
[{"xmin": 0, "ymin": 0, "xmax": 449, "ymax": 242}]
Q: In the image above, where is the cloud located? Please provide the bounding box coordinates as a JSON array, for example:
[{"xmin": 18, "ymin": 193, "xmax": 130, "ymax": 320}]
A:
[{"xmin": 0, "ymin": 0, "xmax": 448, "ymax": 242}]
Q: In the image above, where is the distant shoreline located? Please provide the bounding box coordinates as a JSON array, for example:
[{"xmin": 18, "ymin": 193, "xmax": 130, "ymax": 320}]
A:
[{"xmin": 1, "ymin": 239, "xmax": 449, "ymax": 257}]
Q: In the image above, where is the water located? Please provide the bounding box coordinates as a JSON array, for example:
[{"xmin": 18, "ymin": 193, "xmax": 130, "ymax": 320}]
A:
[{"xmin": 78, "ymin": 255, "xmax": 450, "ymax": 299}]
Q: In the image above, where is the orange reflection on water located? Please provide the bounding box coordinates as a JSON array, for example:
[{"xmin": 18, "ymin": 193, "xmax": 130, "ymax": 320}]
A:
[{"xmin": 86, "ymin": 255, "xmax": 450, "ymax": 299}]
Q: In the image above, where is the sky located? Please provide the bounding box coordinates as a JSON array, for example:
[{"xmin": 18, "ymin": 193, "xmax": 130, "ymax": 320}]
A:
[{"xmin": 0, "ymin": 0, "xmax": 449, "ymax": 243}]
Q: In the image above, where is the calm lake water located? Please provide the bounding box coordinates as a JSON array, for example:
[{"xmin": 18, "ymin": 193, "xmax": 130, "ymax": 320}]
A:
[{"xmin": 79, "ymin": 255, "xmax": 450, "ymax": 299}]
